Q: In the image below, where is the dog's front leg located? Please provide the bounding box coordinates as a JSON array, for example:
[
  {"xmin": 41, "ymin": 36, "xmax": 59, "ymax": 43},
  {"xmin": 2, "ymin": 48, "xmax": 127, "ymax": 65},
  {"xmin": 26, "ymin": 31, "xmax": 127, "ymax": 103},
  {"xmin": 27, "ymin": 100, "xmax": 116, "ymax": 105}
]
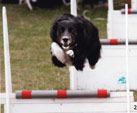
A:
[
  {"xmin": 51, "ymin": 42, "xmax": 66, "ymax": 63},
  {"xmin": 51, "ymin": 56, "xmax": 66, "ymax": 67},
  {"xmin": 66, "ymin": 50, "xmax": 74, "ymax": 58}
]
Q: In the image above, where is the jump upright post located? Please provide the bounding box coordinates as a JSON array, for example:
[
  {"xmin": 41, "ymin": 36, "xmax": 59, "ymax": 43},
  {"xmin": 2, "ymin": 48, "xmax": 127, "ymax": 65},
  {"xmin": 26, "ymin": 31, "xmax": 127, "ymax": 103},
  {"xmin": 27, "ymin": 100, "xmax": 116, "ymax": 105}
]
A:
[
  {"xmin": 125, "ymin": 4, "xmax": 130, "ymax": 113},
  {"xmin": 2, "ymin": 7, "xmax": 12, "ymax": 113},
  {"xmin": 70, "ymin": 0, "xmax": 77, "ymax": 16},
  {"xmin": 70, "ymin": 0, "xmax": 77, "ymax": 90}
]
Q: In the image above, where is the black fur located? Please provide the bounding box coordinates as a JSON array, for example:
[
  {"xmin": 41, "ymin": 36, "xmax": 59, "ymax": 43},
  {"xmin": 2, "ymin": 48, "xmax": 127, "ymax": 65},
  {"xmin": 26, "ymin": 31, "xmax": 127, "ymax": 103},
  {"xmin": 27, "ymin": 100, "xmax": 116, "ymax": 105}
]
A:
[
  {"xmin": 50, "ymin": 14, "xmax": 101, "ymax": 70},
  {"xmin": 52, "ymin": 56, "xmax": 66, "ymax": 67}
]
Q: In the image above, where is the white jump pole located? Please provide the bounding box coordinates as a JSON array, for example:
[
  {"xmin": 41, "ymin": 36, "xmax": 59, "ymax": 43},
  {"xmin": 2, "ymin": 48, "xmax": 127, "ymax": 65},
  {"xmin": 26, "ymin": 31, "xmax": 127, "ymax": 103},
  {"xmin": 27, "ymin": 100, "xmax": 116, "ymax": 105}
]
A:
[
  {"xmin": 2, "ymin": 7, "xmax": 12, "ymax": 113},
  {"xmin": 125, "ymin": 4, "xmax": 130, "ymax": 113},
  {"xmin": 70, "ymin": 0, "xmax": 77, "ymax": 16},
  {"xmin": 70, "ymin": 0, "xmax": 77, "ymax": 90},
  {"xmin": 16, "ymin": 90, "xmax": 110, "ymax": 99}
]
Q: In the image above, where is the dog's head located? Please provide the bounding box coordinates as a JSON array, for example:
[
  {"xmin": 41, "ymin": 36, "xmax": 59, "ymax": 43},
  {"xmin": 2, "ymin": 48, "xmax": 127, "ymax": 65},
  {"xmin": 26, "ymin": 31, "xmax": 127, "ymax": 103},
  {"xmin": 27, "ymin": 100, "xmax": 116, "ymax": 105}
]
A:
[
  {"xmin": 50, "ymin": 14, "xmax": 85, "ymax": 50},
  {"xmin": 57, "ymin": 20, "xmax": 78, "ymax": 49}
]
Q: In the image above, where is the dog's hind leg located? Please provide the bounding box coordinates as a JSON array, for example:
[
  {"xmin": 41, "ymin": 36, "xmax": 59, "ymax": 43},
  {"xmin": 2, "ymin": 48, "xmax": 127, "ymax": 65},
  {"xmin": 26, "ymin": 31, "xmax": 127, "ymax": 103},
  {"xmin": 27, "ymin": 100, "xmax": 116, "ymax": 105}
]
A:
[
  {"xmin": 87, "ymin": 50, "xmax": 100, "ymax": 70},
  {"xmin": 73, "ymin": 55, "xmax": 86, "ymax": 71}
]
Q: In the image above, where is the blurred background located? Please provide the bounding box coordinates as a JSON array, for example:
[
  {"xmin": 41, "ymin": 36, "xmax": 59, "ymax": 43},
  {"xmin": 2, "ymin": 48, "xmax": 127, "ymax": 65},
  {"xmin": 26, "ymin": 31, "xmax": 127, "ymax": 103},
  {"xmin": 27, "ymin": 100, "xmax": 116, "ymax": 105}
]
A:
[{"xmin": 0, "ymin": 1, "xmax": 136, "ymax": 110}]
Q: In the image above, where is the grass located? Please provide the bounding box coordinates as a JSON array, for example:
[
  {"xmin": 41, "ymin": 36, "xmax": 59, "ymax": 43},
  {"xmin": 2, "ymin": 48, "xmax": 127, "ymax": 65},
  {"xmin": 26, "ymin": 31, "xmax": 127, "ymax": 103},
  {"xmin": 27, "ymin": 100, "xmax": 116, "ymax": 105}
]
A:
[
  {"xmin": 0, "ymin": 4, "xmax": 71, "ymax": 91},
  {"xmin": 0, "ymin": 4, "xmax": 107, "ymax": 92},
  {"xmin": 0, "ymin": 4, "xmax": 136, "ymax": 102}
]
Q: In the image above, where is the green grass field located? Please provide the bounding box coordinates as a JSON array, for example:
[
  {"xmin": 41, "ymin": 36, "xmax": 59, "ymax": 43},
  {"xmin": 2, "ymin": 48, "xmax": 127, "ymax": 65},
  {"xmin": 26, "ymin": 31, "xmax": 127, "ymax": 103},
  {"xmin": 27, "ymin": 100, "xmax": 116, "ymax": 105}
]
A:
[{"xmin": 0, "ymin": 4, "xmax": 136, "ymax": 101}]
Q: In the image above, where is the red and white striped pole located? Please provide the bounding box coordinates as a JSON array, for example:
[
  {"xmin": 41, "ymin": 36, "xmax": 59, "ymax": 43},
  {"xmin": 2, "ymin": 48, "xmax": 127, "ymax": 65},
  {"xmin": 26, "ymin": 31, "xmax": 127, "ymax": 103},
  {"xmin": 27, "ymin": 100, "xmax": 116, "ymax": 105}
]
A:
[
  {"xmin": 100, "ymin": 39, "xmax": 137, "ymax": 45},
  {"xmin": 16, "ymin": 90, "xmax": 110, "ymax": 99},
  {"xmin": 121, "ymin": 9, "xmax": 137, "ymax": 14}
]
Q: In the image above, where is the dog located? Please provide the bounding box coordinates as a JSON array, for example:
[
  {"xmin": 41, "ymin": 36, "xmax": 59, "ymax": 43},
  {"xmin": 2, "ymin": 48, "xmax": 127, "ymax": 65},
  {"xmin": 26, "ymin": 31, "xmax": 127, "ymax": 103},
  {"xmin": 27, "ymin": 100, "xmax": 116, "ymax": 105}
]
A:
[{"xmin": 50, "ymin": 14, "xmax": 101, "ymax": 71}]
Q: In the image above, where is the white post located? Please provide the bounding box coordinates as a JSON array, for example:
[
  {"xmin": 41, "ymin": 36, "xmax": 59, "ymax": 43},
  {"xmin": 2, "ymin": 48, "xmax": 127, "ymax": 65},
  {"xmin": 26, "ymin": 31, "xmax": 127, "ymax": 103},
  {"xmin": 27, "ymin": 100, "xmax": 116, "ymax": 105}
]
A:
[
  {"xmin": 125, "ymin": 4, "xmax": 130, "ymax": 113},
  {"xmin": 69, "ymin": 67, "xmax": 75, "ymax": 90},
  {"xmin": 107, "ymin": 0, "xmax": 113, "ymax": 39},
  {"xmin": 108, "ymin": 0, "xmax": 114, "ymax": 11},
  {"xmin": 2, "ymin": 7, "xmax": 12, "ymax": 113},
  {"xmin": 26, "ymin": 0, "xmax": 33, "ymax": 10},
  {"xmin": 70, "ymin": 0, "xmax": 77, "ymax": 90},
  {"xmin": 70, "ymin": 0, "xmax": 77, "ymax": 16},
  {"xmin": 131, "ymin": 0, "xmax": 137, "ymax": 10}
]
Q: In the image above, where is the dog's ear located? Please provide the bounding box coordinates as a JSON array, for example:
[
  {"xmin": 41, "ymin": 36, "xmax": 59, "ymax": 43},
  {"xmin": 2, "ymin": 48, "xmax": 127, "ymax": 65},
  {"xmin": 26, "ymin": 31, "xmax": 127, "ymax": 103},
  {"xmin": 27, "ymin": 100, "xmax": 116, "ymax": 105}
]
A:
[
  {"xmin": 50, "ymin": 15, "xmax": 63, "ymax": 42},
  {"xmin": 50, "ymin": 18, "xmax": 58, "ymax": 42},
  {"xmin": 74, "ymin": 16, "xmax": 87, "ymax": 46}
]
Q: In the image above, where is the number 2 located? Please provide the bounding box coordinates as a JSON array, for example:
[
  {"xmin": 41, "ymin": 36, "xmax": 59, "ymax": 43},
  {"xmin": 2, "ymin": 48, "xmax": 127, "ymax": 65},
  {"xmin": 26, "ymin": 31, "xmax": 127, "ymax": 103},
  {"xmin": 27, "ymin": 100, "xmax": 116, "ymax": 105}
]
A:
[{"xmin": 134, "ymin": 105, "xmax": 137, "ymax": 110}]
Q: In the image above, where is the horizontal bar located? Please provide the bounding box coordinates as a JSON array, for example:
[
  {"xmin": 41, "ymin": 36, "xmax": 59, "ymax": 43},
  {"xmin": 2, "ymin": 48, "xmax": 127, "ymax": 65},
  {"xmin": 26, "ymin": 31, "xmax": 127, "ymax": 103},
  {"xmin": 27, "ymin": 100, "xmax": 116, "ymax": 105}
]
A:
[
  {"xmin": 1, "ymin": 96, "xmax": 134, "ymax": 104},
  {"xmin": 1, "ymin": 92, "xmax": 134, "ymax": 104},
  {"xmin": 9, "ymin": 103, "xmax": 137, "ymax": 112},
  {"xmin": 121, "ymin": 9, "xmax": 137, "ymax": 14},
  {"xmin": 100, "ymin": 39, "xmax": 137, "ymax": 45},
  {"xmin": 16, "ymin": 90, "xmax": 110, "ymax": 99}
]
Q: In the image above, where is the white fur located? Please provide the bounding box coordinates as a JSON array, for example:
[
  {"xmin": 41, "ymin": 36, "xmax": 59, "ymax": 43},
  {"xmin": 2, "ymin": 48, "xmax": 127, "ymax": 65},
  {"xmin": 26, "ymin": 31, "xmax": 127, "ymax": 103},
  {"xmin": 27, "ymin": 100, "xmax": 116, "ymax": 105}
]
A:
[
  {"xmin": 51, "ymin": 42, "xmax": 75, "ymax": 66},
  {"xmin": 66, "ymin": 50, "xmax": 74, "ymax": 58},
  {"xmin": 51, "ymin": 42, "xmax": 66, "ymax": 64}
]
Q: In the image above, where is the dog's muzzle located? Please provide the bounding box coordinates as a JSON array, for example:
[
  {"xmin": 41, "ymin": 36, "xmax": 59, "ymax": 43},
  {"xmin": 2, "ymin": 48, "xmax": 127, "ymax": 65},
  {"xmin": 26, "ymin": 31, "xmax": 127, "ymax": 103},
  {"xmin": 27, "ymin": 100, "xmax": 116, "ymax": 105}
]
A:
[{"xmin": 61, "ymin": 36, "xmax": 71, "ymax": 50}]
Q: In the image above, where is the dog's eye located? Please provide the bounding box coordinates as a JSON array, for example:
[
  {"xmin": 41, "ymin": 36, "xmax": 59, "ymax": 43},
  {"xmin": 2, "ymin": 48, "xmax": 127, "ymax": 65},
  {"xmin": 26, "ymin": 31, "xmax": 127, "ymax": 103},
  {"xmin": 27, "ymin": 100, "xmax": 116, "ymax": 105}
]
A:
[
  {"xmin": 68, "ymin": 27, "xmax": 74, "ymax": 33},
  {"xmin": 59, "ymin": 27, "xmax": 65, "ymax": 32}
]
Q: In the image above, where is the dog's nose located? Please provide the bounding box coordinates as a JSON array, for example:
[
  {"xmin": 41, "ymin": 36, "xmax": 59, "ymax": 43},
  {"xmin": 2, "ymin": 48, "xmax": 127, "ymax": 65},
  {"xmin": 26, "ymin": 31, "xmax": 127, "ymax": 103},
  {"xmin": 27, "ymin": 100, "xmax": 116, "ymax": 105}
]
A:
[{"xmin": 63, "ymin": 38, "xmax": 69, "ymax": 42}]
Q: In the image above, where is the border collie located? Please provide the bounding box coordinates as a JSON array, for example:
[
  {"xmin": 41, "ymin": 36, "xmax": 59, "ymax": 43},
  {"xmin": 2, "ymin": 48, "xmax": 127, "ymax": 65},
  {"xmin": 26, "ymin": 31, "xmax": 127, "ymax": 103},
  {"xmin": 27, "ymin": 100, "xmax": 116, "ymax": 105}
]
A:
[{"xmin": 50, "ymin": 14, "xmax": 101, "ymax": 71}]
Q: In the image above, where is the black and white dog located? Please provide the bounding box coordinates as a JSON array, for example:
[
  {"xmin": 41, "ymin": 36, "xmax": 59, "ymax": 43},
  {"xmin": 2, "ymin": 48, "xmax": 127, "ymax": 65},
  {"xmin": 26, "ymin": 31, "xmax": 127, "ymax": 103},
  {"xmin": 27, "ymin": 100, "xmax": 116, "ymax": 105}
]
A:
[{"xmin": 50, "ymin": 14, "xmax": 101, "ymax": 71}]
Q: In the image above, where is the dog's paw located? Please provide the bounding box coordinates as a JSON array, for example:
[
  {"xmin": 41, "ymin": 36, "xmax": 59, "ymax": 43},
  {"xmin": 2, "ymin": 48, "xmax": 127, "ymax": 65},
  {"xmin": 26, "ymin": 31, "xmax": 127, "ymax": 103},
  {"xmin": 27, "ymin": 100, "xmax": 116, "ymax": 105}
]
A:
[
  {"xmin": 90, "ymin": 65, "xmax": 96, "ymax": 69},
  {"xmin": 51, "ymin": 42, "xmax": 66, "ymax": 63},
  {"xmin": 66, "ymin": 50, "xmax": 74, "ymax": 58}
]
